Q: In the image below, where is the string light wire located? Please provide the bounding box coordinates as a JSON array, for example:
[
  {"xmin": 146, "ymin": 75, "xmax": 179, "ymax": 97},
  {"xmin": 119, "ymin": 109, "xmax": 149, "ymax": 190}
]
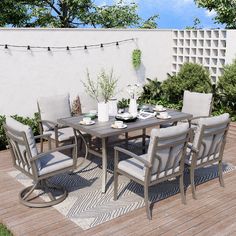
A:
[{"xmin": 0, "ymin": 38, "xmax": 135, "ymax": 51}]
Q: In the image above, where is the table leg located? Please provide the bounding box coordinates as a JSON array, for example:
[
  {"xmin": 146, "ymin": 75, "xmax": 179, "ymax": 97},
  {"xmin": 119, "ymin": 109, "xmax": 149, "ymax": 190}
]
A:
[
  {"xmin": 142, "ymin": 128, "xmax": 146, "ymax": 154},
  {"xmin": 102, "ymin": 137, "xmax": 108, "ymax": 193},
  {"xmin": 125, "ymin": 132, "xmax": 129, "ymax": 147}
]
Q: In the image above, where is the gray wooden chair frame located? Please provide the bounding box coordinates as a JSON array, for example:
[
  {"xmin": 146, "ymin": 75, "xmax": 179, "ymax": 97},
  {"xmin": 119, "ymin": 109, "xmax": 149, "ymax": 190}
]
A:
[
  {"xmin": 4, "ymin": 123, "xmax": 78, "ymax": 208},
  {"xmin": 113, "ymin": 129, "xmax": 190, "ymax": 220},
  {"xmin": 37, "ymin": 102, "xmax": 88, "ymax": 158},
  {"xmin": 37, "ymin": 102, "xmax": 74, "ymax": 151},
  {"xmin": 187, "ymin": 119, "xmax": 230, "ymax": 200},
  {"xmin": 165, "ymin": 93, "xmax": 214, "ymax": 135}
]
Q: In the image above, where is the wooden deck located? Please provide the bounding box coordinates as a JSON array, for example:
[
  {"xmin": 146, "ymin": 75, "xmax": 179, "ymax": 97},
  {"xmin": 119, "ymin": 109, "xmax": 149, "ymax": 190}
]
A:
[{"xmin": 1, "ymin": 124, "xmax": 236, "ymax": 236}]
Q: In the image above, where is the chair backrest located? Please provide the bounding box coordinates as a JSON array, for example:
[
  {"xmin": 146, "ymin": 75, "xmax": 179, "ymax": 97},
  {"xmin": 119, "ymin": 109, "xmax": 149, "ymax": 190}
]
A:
[
  {"xmin": 182, "ymin": 91, "xmax": 213, "ymax": 118},
  {"xmin": 4, "ymin": 117, "xmax": 40, "ymax": 176},
  {"xmin": 192, "ymin": 113, "xmax": 230, "ymax": 165},
  {"xmin": 192, "ymin": 113, "xmax": 230, "ymax": 166},
  {"xmin": 146, "ymin": 123, "xmax": 190, "ymax": 180},
  {"xmin": 37, "ymin": 93, "xmax": 71, "ymax": 132}
]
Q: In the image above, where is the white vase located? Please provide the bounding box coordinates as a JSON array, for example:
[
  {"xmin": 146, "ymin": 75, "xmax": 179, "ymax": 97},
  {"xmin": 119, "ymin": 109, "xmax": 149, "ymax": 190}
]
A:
[
  {"xmin": 98, "ymin": 102, "xmax": 109, "ymax": 122},
  {"xmin": 129, "ymin": 99, "xmax": 138, "ymax": 117},
  {"xmin": 108, "ymin": 98, "xmax": 118, "ymax": 116}
]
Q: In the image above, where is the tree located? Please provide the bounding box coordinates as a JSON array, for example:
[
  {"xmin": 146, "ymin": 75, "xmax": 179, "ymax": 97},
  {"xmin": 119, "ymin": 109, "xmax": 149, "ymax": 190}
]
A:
[
  {"xmin": 0, "ymin": 0, "xmax": 158, "ymax": 28},
  {"xmin": 195, "ymin": 0, "xmax": 236, "ymax": 29},
  {"xmin": 140, "ymin": 15, "xmax": 159, "ymax": 29},
  {"xmin": 186, "ymin": 17, "xmax": 201, "ymax": 29}
]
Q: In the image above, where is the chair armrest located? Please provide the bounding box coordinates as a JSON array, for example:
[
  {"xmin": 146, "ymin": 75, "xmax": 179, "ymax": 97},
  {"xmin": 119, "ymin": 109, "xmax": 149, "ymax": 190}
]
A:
[
  {"xmin": 34, "ymin": 133, "xmax": 51, "ymax": 140},
  {"xmin": 190, "ymin": 116, "xmax": 210, "ymax": 122},
  {"xmin": 39, "ymin": 119, "xmax": 70, "ymax": 130},
  {"xmin": 40, "ymin": 119, "xmax": 58, "ymax": 127},
  {"xmin": 31, "ymin": 144, "xmax": 76, "ymax": 161},
  {"xmin": 114, "ymin": 146, "xmax": 152, "ymax": 168},
  {"xmin": 187, "ymin": 142, "xmax": 199, "ymax": 153}
]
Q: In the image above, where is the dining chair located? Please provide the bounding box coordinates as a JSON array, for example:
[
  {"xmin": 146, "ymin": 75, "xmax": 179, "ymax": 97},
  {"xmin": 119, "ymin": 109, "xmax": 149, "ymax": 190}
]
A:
[
  {"xmin": 37, "ymin": 93, "xmax": 77, "ymax": 151},
  {"xmin": 113, "ymin": 123, "xmax": 190, "ymax": 219},
  {"xmin": 181, "ymin": 90, "xmax": 213, "ymax": 126},
  {"xmin": 186, "ymin": 113, "xmax": 230, "ymax": 200},
  {"xmin": 4, "ymin": 117, "xmax": 77, "ymax": 207}
]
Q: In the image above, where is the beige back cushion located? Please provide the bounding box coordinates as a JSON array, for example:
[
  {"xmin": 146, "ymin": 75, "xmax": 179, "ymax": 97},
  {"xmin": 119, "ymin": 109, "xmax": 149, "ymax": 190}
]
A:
[
  {"xmin": 146, "ymin": 123, "xmax": 189, "ymax": 175},
  {"xmin": 38, "ymin": 93, "xmax": 71, "ymax": 131},
  {"xmin": 6, "ymin": 117, "xmax": 40, "ymax": 170},
  {"xmin": 193, "ymin": 113, "xmax": 230, "ymax": 160},
  {"xmin": 182, "ymin": 91, "xmax": 212, "ymax": 118}
]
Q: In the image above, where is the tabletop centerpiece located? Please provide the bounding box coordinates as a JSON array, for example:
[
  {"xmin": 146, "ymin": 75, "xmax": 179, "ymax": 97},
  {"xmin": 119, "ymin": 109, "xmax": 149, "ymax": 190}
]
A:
[
  {"xmin": 82, "ymin": 69, "xmax": 118, "ymax": 122},
  {"xmin": 127, "ymin": 83, "xmax": 141, "ymax": 117}
]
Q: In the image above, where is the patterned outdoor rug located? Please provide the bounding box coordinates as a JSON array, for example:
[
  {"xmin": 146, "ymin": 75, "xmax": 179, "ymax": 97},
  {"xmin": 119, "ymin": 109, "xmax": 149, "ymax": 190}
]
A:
[{"xmin": 8, "ymin": 141, "xmax": 236, "ymax": 230}]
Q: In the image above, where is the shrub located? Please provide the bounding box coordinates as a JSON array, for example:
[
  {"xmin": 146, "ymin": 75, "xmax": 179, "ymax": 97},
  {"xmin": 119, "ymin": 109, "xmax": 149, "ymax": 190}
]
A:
[
  {"xmin": 216, "ymin": 59, "xmax": 236, "ymax": 121},
  {"xmin": 0, "ymin": 115, "xmax": 7, "ymax": 150},
  {"xmin": 161, "ymin": 63, "xmax": 212, "ymax": 104},
  {"xmin": 138, "ymin": 78, "xmax": 162, "ymax": 105}
]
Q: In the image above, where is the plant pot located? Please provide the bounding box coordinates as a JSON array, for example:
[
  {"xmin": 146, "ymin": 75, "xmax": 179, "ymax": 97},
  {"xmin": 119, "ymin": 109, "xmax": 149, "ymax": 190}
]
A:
[
  {"xmin": 129, "ymin": 99, "xmax": 138, "ymax": 117},
  {"xmin": 98, "ymin": 102, "xmax": 109, "ymax": 122}
]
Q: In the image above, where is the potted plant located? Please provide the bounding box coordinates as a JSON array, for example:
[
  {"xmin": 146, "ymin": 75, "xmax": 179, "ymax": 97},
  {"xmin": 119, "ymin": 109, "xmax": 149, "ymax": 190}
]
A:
[
  {"xmin": 117, "ymin": 98, "xmax": 130, "ymax": 113},
  {"xmin": 132, "ymin": 49, "xmax": 142, "ymax": 70},
  {"xmin": 82, "ymin": 69, "xmax": 118, "ymax": 122}
]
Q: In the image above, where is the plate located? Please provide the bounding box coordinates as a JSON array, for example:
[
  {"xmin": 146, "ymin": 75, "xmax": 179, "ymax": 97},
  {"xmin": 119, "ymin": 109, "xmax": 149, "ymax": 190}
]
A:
[
  {"xmin": 79, "ymin": 120, "xmax": 96, "ymax": 125},
  {"xmin": 156, "ymin": 115, "xmax": 171, "ymax": 120},
  {"xmin": 111, "ymin": 124, "xmax": 127, "ymax": 129},
  {"xmin": 153, "ymin": 108, "xmax": 167, "ymax": 112}
]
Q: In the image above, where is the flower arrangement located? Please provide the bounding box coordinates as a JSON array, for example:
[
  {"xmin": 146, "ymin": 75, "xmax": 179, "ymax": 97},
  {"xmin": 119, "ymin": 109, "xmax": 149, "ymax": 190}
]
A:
[{"xmin": 127, "ymin": 83, "xmax": 142, "ymax": 99}]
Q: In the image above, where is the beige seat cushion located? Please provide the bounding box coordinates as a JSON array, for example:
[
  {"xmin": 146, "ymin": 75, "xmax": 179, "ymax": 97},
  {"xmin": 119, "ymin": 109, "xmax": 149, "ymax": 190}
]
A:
[
  {"xmin": 182, "ymin": 91, "xmax": 212, "ymax": 118},
  {"xmin": 6, "ymin": 117, "xmax": 41, "ymax": 170},
  {"xmin": 44, "ymin": 127, "xmax": 75, "ymax": 142},
  {"xmin": 118, "ymin": 155, "xmax": 180, "ymax": 182},
  {"xmin": 39, "ymin": 151, "xmax": 73, "ymax": 176},
  {"xmin": 38, "ymin": 93, "xmax": 71, "ymax": 131},
  {"xmin": 147, "ymin": 123, "xmax": 189, "ymax": 175}
]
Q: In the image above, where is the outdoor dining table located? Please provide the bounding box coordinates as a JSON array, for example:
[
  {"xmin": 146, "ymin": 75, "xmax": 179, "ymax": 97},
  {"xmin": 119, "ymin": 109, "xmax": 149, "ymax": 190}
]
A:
[{"xmin": 58, "ymin": 109, "xmax": 192, "ymax": 193}]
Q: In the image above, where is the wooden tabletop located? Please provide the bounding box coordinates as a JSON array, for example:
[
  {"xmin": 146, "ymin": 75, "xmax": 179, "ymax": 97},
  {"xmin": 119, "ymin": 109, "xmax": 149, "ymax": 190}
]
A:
[{"xmin": 58, "ymin": 110, "xmax": 192, "ymax": 138}]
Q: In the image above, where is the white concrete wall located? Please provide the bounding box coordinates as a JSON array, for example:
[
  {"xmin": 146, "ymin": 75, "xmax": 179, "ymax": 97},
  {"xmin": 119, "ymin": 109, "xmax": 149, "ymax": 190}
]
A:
[
  {"xmin": 0, "ymin": 28, "xmax": 173, "ymax": 117},
  {"xmin": 225, "ymin": 30, "xmax": 236, "ymax": 64}
]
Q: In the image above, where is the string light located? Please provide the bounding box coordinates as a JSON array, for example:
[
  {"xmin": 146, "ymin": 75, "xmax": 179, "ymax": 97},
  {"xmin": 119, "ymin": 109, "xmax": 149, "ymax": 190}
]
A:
[{"xmin": 0, "ymin": 38, "xmax": 135, "ymax": 52}]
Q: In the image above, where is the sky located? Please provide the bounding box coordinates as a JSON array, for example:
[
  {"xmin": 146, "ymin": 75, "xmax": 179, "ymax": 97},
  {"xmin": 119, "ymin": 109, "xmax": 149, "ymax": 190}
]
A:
[{"xmin": 94, "ymin": 0, "xmax": 225, "ymax": 29}]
